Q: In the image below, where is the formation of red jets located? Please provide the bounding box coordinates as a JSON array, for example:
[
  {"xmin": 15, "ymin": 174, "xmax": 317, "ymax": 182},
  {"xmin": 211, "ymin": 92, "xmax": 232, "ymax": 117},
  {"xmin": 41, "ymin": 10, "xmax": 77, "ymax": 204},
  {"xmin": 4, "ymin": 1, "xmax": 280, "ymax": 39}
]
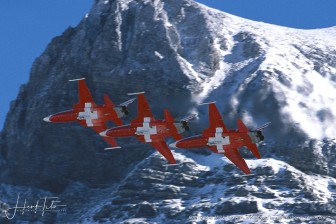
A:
[{"xmin": 44, "ymin": 79, "xmax": 270, "ymax": 174}]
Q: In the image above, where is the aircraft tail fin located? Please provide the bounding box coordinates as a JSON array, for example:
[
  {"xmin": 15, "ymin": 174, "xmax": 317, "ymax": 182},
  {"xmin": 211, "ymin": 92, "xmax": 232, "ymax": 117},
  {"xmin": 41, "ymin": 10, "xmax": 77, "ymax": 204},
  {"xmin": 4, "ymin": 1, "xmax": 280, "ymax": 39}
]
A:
[
  {"xmin": 104, "ymin": 94, "xmax": 115, "ymax": 108},
  {"xmin": 164, "ymin": 109, "xmax": 175, "ymax": 123},
  {"xmin": 103, "ymin": 94, "xmax": 123, "ymax": 125},
  {"xmin": 164, "ymin": 109, "xmax": 182, "ymax": 141},
  {"xmin": 237, "ymin": 119, "xmax": 249, "ymax": 132}
]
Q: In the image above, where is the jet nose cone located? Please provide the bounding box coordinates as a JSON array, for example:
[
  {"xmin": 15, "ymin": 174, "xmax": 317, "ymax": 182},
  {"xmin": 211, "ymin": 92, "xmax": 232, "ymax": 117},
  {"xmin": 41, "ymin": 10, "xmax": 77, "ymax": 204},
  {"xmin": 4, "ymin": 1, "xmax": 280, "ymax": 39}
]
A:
[
  {"xmin": 99, "ymin": 130, "xmax": 109, "ymax": 137},
  {"xmin": 169, "ymin": 142, "xmax": 177, "ymax": 148},
  {"xmin": 43, "ymin": 116, "xmax": 52, "ymax": 122}
]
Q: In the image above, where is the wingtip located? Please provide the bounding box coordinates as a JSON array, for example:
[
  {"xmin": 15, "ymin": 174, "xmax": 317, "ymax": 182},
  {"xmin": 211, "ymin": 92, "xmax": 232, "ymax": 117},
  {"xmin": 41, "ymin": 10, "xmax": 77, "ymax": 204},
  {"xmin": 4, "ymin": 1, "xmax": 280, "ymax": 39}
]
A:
[
  {"xmin": 199, "ymin": 101, "xmax": 216, "ymax": 106},
  {"xmin": 68, "ymin": 78, "xmax": 86, "ymax": 82},
  {"xmin": 104, "ymin": 146, "xmax": 121, "ymax": 150},
  {"xmin": 127, "ymin": 91, "xmax": 145, "ymax": 96},
  {"xmin": 162, "ymin": 163, "xmax": 179, "ymax": 166},
  {"xmin": 241, "ymin": 172, "xmax": 253, "ymax": 176}
]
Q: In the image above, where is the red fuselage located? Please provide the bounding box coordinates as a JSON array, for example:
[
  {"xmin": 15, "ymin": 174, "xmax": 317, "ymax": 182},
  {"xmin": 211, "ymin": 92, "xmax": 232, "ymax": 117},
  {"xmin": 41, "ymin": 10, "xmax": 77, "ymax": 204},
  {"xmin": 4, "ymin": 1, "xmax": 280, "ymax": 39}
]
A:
[
  {"xmin": 174, "ymin": 131, "xmax": 254, "ymax": 153},
  {"xmin": 44, "ymin": 105, "xmax": 119, "ymax": 127},
  {"xmin": 47, "ymin": 110, "xmax": 78, "ymax": 122},
  {"xmin": 103, "ymin": 120, "xmax": 177, "ymax": 141}
]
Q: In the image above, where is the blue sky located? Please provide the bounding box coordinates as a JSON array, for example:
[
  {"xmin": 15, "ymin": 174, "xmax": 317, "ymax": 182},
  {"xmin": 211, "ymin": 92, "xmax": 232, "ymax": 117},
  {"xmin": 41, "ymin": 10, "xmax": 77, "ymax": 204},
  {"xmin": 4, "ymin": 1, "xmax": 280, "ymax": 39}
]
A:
[{"xmin": 0, "ymin": 0, "xmax": 335, "ymax": 129}]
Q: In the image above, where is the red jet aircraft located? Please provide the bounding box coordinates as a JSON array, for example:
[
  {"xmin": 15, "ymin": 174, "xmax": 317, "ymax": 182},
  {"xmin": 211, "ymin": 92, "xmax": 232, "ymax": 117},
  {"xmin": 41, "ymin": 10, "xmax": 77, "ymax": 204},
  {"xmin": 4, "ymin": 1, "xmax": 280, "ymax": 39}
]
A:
[
  {"xmin": 43, "ymin": 78, "xmax": 135, "ymax": 149},
  {"xmin": 100, "ymin": 92, "xmax": 197, "ymax": 164},
  {"xmin": 170, "ymin": 102, "xmax": 270, "ymax": 174}
]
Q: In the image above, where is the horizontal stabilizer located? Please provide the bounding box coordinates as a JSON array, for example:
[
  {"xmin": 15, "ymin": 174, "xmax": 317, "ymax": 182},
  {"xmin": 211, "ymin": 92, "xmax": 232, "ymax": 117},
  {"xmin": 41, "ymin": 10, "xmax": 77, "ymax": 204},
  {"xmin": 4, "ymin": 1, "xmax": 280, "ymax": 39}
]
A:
[
  {"xmin": 180, "ymin": 113, "xmax": 198, "ymax": 122},
  {"xmin": 127, "ymin": 91, "xmax": 145, "ymax": 96},
  {"xmin": 69, "ymin": 78, "xmax": 86, "ymax": 82},
  {"xmin": 119, "ymin": 98, "xmax": 136, "ymax": 107},
  {"xmin": 256, "ymin": 122, "xmax": 271, "ymax": 131},
  {"xmin": 104, "ymin": 146, "xmax": 122, "ymax": 150}
]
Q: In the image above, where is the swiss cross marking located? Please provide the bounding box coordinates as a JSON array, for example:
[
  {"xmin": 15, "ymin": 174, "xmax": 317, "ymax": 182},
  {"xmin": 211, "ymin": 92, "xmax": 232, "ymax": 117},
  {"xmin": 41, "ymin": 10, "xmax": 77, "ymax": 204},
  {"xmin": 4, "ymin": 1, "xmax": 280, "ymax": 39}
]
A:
[
  {"xmin": 78, "ymin": 103, "xmax": 98, "ymax": 127},
  {"xmin": 135, "ymin": 117, "xmax": 158, "ymax": 142},
  {"xmin": 207, "ymin": 127, "xmax": 230, "ymax": 153}
]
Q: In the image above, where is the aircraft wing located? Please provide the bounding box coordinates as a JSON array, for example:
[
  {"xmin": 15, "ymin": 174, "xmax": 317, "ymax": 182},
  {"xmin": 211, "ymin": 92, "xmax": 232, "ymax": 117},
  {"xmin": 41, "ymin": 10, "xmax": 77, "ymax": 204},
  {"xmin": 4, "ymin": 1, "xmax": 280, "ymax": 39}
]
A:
[
  {"xmin": 203, "ymin": 103, "xmax": 228, "ymax": 134},
  {"xmin": 74, "ymin": 79, "xmax": 96, "ymax": 109},
  {"xmin": 132, "ymin": 93, "xmax": 155, "ymax": 123},
  {"xmin": 91, "ymin": 123, "xmax": 119, "ymax": 148},
  {"xmin": 223, "ymin": 147, "xmax": 251, "ymax": 174},
  {"xmin": 150, "ymin": 139, "xmax": 177, "ymax": 164}
]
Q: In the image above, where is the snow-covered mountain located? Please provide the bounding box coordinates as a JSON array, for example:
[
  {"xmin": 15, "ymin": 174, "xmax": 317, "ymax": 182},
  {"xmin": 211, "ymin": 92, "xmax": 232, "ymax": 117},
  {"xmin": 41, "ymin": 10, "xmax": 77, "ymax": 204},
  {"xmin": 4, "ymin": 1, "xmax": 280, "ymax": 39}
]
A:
[
  {"xmin": 68, "ymin": 152, "xmax": 336, "ymax": 223},
  {"xmin": 0, "ymin": 0, "xmax": 336, "ymax": 222}
]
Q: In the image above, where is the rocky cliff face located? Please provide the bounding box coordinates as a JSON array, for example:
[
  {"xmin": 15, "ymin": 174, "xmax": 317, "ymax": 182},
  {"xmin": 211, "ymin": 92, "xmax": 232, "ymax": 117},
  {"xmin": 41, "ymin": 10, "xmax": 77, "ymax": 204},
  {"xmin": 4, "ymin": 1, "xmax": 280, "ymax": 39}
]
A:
[
  {"xmin": 1, "ymin": 0, "xmax": 336, "ymax": 222},
  {"xmin": 72, "ymin": 152, "xmax": 336, "ymax": 223}
]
